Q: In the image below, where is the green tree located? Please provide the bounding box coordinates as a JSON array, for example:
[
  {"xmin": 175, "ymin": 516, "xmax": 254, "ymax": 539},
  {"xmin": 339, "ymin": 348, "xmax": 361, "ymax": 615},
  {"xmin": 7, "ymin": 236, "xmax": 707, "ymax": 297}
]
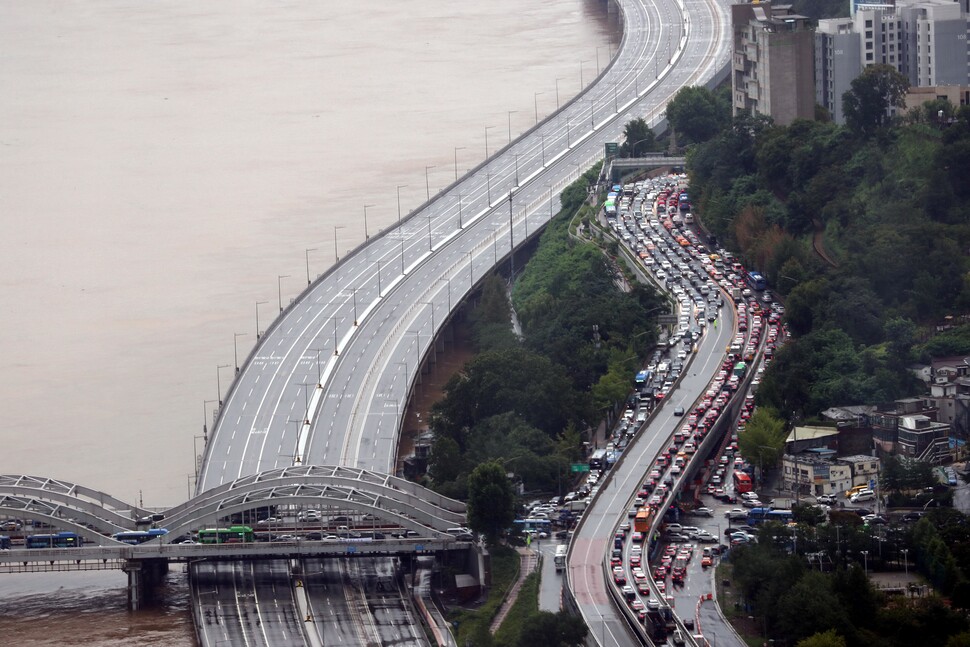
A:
[
  {"xmin": 797, "ymin": 629, "xmax": 847, "ymax": 647},
  {"xmin": 842, "ymin": 64, "xmax": 909, "ymax": 137},
  {"xmin": 516, "ymin": 611, "xmax": 588, "ymax": 647},
  {"xmin": 466, "ymin": 461, "xmax": 515, "ymax": 541},
  {"xmin": 620, "ymin": 117, "xmax": 658, "ymax": 156},
  {"xmin": 429, "ymin": 436, "xmax": 463, "ymax": 484},
  {"xmin": 776, "ymin": 572, "xmax": 852, "ymax": 642},
  {"xmin": 738, "ymin": 409, "xmax": 787, "ymax": 483},
  {"xmin": 666, "ymin": 86, "xmax": 729, "ymax": 144}
]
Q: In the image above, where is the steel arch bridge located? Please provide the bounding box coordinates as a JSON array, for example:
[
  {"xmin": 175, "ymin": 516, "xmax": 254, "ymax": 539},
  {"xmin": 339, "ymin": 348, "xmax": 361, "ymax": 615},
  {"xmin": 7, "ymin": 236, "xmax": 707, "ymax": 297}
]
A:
[{"xmin": 0, "ymin": 467, "xmax": 465, "ymax": 545}]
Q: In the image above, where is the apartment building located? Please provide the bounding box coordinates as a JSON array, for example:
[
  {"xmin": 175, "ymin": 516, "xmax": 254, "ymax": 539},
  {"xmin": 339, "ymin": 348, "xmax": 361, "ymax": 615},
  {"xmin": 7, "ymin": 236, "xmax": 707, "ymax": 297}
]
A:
[{"xmin": 732, "ymin": 2, "xmax": 816, "ymax": 125}]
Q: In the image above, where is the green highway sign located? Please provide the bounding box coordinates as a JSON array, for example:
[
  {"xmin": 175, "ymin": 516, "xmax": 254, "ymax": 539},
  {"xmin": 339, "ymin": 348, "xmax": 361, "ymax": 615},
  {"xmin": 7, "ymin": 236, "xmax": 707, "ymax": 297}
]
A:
[
  {"xmin": 605, "ymin": 142, "xmax": 619, "ymax": 157},
  {"xmin": 571, "ymin": 463, "xmax": 590, "ymax": 473}
]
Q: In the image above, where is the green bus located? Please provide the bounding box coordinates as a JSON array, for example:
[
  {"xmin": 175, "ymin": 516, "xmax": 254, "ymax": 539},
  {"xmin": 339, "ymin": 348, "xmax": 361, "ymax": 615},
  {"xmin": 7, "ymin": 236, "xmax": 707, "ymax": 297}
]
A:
[{"xmin": 197, "ymin": 525, "xmax": 255, "ymax": 544}]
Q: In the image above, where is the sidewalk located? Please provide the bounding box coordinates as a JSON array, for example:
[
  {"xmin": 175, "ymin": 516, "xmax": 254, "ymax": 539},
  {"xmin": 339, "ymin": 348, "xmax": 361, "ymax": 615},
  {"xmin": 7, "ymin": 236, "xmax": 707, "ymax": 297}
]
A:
[{"xmin": 489, "ymin": 546, "xmax": 538, "ymax": 633}]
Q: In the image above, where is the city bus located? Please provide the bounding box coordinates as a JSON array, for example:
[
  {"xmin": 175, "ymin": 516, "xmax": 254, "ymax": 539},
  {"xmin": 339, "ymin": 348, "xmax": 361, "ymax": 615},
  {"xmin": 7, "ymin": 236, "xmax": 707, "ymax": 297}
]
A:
[
  {"xmin": 732, "ymin": 471, "xmax": 753, "ymax": 494},
  {"xmin": 554, "ymin": 544, "xmax": 568, "ymax": 571},
  {"xmin": 112, "ymin": 529, "xmax": 169, "ymax": 545},
  {"xmin": 746, "ymin": 271, "xmax": 766, "ymax": 291},
  {"xmin": 513, "ymin": 519, "xmax": 552, "ymax": 536},
  {"xmin": 747, "ymin": 508, "xmax": 793, "ymax": 526},
  {"xmin": 197, "ymin": 525, "xmax": 255, "ymax": 544},
  {"xmin": 589, "ymin": 449, "xmax": 608, "ymax": 471},
  {"xmin": 634, "ymin": 508, "xmax": 653, "ymax": 533},
  {"xmin": 25, "ymin": 532, "xmax": 83, "ymax": 548}
]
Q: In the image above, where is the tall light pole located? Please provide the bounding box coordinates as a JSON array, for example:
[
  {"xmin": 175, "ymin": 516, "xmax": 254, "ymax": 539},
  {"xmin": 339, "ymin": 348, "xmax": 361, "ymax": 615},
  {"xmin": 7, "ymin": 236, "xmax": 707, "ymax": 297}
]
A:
[
  {"xmin": 277, "ymin": 274, "xmax": 290, "ymax": 313},
  {"xmin": 351, "ymin": 287, "xmax": 358, "ymax": 325},
  {"xmin": 233, "ymin": 332, "xmax": 246, "ymax": 372},
  {"xmin": 555, "ymin": 78, "xmax": 562, "ymax": 110},
  {"xmin": 396, "ymin": 184, "xmax": 407, "ymax": 224},
  {"xmin": 513, "ymin": 153, "xmax": 521, "ymax": 186},
  {"xmin": 589, "ymin": 99, "xmax": 595, "ymax": 129},
  {"xmin": 534, "ymin": 92, "xmax": 543, "ymax": 124},
  {"xmin": 507, "ymin": 110, "xmax": 517, "ymax": 143},
  {"xmin": 540, "ymin": 133, "xmax": 546, "ymax": 165},
  {"xmin": 255, "ymin": 300, "xmax": 267, "ymax": 339},
  {"xmin": 202, "ymin": 399, "xmax": 216, "ymax": 441},
  {"xmin": 509, "ymin": 191, "xmax": 515, "ymax": 277},
  {"xmin": 408, "ymin": 330, "xmax": 421, "ymax": 383},
  {"xmin": 330, "ymin": 316, "xmax": 339, "ymax": 356},
  {"xmin": 901, "ymin": 548, "xmax": 909, "ymax": 576},
  {"xmin": 377, "ymin": 260, "xmax": 383, "ymax": 297},
  {"xmin": 427, "ymin": 210, "xmax": 433, "ymax": 251},
  {"xmin": 486, "ymin": 172, "xmax": 493, "ymax": 204},
  {"xmin": 216, "ymin": 364, "xmax": 230, "ymax": 406},
  {"xmin": 861, "ymin": 550, "xmax": 869, "ymax": 576},
  {"xmin": 309, "ymin": 348, "xmax": 324, "ymax": 387},
  {"xmin": 484, "ymin": 125, "xmax": 494, "ymax": 159},
  {"xmin": 304, "ymin": 248, "xmax": 316, "ymax": 286},
  {"xmin": 424, "ymin": 165, "xmax": 435, "ymax": 201},
  {"xmin": 363, "ymin": 204, "xmax": 374, "ymax": 240},
  {"xmin": 458, "ymin": 193, "xmax": 464, "ymax": 229},
  {"xmin": 333, "ymin": 225, "xmax": 345, "ymax": 262},
  {"xmin": 613, "ymin": 83, "xmax": 619, "ymax": 112},
  {"xmin": 468, "ymin": 251, "xmax": 474, "ymax": 287},
  {"xmin": 453, "ymin": 147, "xmax": 465, "ymax": 182},
  {"xmin": 437, "ymin": 278, "xmax": 452, "ymax": 312},
  {"xmin": 580, "ymin": 59, "xmax": 590, "ymax": 88},
  {"xmin": 566, "ymin": 120, "xmax": 571, "ymax": 147}
]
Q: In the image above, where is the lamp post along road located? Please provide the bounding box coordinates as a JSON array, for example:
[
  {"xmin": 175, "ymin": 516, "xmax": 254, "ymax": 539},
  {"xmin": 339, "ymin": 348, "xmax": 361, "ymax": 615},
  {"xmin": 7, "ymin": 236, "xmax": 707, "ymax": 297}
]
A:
[
  {"xmin": 277, "ymin": 275, "xmax": 290, "ymax": 313},
  {"xmin": 507, "ymin": 110, "xmax": 517, "ymax": 143},
  {"xmin": 424, "ymin": 165, "xmax": 435, "ymax": 202},
  {"xmin": 363, "ymin": 204, "xmax": 374, "ymax": 240},
  {"xmin": 533, "ymin": 92, "xmax": 543, "ymax": 124},
  {"xmin": 484, "ymin": 125, "xmax": 494, "ymax": 159},
  {"xmin": 216, "ymin": 364, "xmax": 230, "ymax": 406},
  {"xmin": 233, "ymin": 332, "xmax": 246, "ymax": 372},
  {"xmin": 396, "ymin": 184, "xmax": 407, "ymax": 224},
  {"xmin": 255, "ymin": 300, "xmax": 268, "ymax": 339},
  {"xmin": 333, "ymin": 225, "xmax": 345, "ymax": 262},
  {"xmin": 202, "ymin": 399, "xmax": 216, "ymax": 440},
  {"xmin": 453, "ymin": 147, "xmax": 465, "ymax": 182},
  {"xmin": 304, "ymin": 248, "xmax": 316, "ymax": 286}
]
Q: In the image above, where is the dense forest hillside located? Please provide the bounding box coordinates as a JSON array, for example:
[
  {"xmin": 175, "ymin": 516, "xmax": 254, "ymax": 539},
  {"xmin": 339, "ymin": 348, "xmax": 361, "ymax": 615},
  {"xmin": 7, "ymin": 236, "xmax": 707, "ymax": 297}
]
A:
[{"xmin": 674, "ymin": 82, "xmax": 970, "ymax": 419}]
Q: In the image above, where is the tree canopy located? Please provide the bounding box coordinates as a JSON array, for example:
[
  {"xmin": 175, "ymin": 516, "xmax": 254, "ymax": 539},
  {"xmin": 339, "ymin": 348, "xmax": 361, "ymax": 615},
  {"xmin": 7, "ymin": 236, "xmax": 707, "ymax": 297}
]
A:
[
  {"xmin": 466, "ymin": 461, "xmax": 515, "ymax": 541},
  {"xmin": 842, "ymin": 65, "xmax": 910, "ymax": 137}
]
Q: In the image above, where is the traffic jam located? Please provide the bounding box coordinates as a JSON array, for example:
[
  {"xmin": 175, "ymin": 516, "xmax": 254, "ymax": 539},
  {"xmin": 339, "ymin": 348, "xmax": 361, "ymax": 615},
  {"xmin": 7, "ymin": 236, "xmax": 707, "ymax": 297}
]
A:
[{"xmin": 600, "ymin": 174, "xmax": 788, "ymax": 642}]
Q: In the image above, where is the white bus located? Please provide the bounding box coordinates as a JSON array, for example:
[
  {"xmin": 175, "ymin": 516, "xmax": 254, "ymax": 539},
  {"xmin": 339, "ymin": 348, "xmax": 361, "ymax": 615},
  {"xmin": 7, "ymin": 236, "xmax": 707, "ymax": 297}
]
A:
[{"xmin": 554, "ymin": 544, "xmax": 568, "ymax": 571}]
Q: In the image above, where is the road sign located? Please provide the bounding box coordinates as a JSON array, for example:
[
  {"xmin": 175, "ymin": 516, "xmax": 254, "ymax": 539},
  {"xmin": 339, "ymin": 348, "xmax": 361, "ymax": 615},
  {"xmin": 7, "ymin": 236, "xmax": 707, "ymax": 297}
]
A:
[
  {"xmin": 605, "ymin": 142, "xmax": 619, "ymax": 157},
  {"xmin": 415, "ymin": 544, "xmax": 424, "ymax": 552},
  {"xmin": 571, "ymin": 463, "xmax": 590, "ymax": 473},
  {"xmin": 657, "ymin": 314, "xmax": 679, "ymax": 325},
  {"xmin": 347, "ymin": 545, "xmax": 356, "ymax": 554}
]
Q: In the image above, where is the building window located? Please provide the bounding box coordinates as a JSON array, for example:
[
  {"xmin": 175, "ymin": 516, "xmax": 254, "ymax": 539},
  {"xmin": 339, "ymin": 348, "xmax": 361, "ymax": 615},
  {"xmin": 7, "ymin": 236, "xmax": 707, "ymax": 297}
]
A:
[
  {"xmin": 867, "ymin": 41, "xmax": 873, "ymax": 50},
  {"xmin": 866, "ymin": 19, "xmax": 873, "ymax": 27},
  {"xmin": 866, "ymin": 53, "xmax": 874, "ymax": 61},
  {"xmin": 866, "ymin": 30, "xmax": 873, "ymax": 38}
]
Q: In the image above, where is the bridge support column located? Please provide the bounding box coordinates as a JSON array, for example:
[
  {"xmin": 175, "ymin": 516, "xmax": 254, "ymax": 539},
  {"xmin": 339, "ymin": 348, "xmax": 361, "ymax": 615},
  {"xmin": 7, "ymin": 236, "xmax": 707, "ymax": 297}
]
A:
[{"xmin": 124, "ymin": 559, "xmax": 169, "ymax": 611}]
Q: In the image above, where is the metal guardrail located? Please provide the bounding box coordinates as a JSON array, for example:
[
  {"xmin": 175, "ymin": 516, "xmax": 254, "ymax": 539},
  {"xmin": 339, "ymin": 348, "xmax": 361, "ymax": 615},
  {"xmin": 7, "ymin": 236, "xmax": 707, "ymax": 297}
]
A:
[{"xmin": 0, "ymin": 537, "xmax": 471, "ymax": 566}]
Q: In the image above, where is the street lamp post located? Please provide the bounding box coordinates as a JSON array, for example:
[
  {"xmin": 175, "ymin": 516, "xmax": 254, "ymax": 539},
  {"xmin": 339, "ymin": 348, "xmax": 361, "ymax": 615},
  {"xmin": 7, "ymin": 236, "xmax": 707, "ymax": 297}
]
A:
[
  {"xmin": 436, "ymin": 278, "xmax": 452, "ymax": 312},
  {"xmin": 458, "ymin": 193, "xmax": 464, "ymax": 229},
  {"xmin": 255, "ymin": 300, "xmax": 268, "ymax": 339},
  {"xmin": 507, "ymin": 110, "xmax": 517, "ymax": 143},
  {"xmin": 533, "ymin": 92, "xmax": 543, "ymax": 124},
  {"xmin": 396, "ymin": 185, "xmax": 407, "ymax": 224},
  {"xmin": 330, "ymin": 316, "xmax": 339, "ymax": 356},
  {"xmin": 424, "ymin": 165, "xmax": 435, "ymax": 201},
  {"xmin": 351, "ymin": 287, "xmax": 358, "ymax": 325},
  {"xmin": 363, "ymin": 204, "xmax": 374, "ymax": 240},
  {"xmin": 468, "ymin": 251, "xmax": 474, "ymax": 287},
  {"xmin": 304, "ymin": 248, "xmax": 317, "ymax": 286},
  {"xmin": 861, "ymin": 550, "xmax": 869, "ymax": 576},
  {"xmin": 277, "ymin": 275, "xmax": 290, "ymax": 313},
  {"xmin": 202, "ymin": 399, "xmax": 216, "ymax": 440},
  {"xmin": 453, "ymin": 147, "xmax": 465, "ymax": 182},
  {"xmin": 484, "ymin": 125, "xmax": 494, "ymax": 159},
  {"xmin": 333, "ymin": 225, "xmax": 345, "ymax": 262},
  {"xmin": 555, "ymin": 77, "xmax": 562, "ymax": 110},
  {"xmin": 486, "ymin": 172, "xmax": 492, "ymax": 204},
  {"xmin": 901, "ymin": 548, "xmax": 909, "ymax": 576},
  {"xmin": 427, "ymin": 210, "xmax": 433, "ymax": 251},
  {"xmin": 377, "ymin": 260, "xmax": 383, "ymax": 297},
  {"xmin": 589, "ymin": 99, "xmax": 595, "ymax": 128},
  {"xmin": 216, "ymin": 364, "xmax": 230, "ymax": 406},
  {"xmin": 566, "ymin": 120, "xmax": 571, "ymax": 147},
  {"xmin": 508, "ymin": 191, "xmax": 515, "ymax": 277},
  {"xmin": 513, "ymin": 153, "xmax": 520, "ymax": 186},
  {"xmin": 580, "ymin": 59, "xmax": 590, "ymax": 88},
  {"xmin": 540, "ymin": 133, "xmax": 546, "ymax": 165},
  {"xmin": 233, "ymin": 332, "xmax": 246, "ymax": 372}
]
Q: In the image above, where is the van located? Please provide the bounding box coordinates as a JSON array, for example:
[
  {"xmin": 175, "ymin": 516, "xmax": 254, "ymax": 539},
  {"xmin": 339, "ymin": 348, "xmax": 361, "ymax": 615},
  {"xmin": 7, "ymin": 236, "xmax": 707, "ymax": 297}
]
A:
[
  {"xmin": 845, "ymin": 484, "xmax": 869, "ymax": 498},
  {"xmin": 850, "ymin": 489, "xmax": 876, "ymax": 503}
]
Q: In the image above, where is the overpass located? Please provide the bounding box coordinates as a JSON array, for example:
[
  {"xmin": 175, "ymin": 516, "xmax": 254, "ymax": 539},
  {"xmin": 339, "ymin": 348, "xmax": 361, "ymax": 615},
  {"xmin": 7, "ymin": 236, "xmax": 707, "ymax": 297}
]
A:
[{"xmin": 608, "ymin": 154, "xmax": 687, "ymax": 181}]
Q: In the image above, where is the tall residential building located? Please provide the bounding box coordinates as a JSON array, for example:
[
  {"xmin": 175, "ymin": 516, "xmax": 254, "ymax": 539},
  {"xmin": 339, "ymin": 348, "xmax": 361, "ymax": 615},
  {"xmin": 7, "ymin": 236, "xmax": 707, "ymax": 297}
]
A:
[
  {"xmin": 816, "ymin": 0, "xmax": 970, "ymax": 123},
  {"xmin": 732, "ymin": 2, "xmax": 816, "ymax": 125}
]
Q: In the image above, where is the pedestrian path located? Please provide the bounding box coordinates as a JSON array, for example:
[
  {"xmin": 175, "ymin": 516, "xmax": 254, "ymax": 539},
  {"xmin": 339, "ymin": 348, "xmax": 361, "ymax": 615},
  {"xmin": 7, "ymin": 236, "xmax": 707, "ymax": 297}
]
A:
[{"xmin": 490, "ymin": 547, "xmax": 538, "ymax": 633}]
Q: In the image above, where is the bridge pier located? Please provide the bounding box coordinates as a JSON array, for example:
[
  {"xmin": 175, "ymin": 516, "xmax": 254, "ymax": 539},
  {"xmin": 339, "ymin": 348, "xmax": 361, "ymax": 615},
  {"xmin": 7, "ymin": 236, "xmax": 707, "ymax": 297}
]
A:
[{"xmin": 123, "ymin": 558, "xmax": 169, "ymax": 611}]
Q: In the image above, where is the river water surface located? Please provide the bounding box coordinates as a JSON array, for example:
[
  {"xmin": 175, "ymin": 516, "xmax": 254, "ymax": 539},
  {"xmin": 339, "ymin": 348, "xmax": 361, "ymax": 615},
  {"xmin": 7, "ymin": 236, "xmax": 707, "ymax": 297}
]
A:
[{"xmin": 0, "ymin": 1, "xmax": 616, "ymax": 643}]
